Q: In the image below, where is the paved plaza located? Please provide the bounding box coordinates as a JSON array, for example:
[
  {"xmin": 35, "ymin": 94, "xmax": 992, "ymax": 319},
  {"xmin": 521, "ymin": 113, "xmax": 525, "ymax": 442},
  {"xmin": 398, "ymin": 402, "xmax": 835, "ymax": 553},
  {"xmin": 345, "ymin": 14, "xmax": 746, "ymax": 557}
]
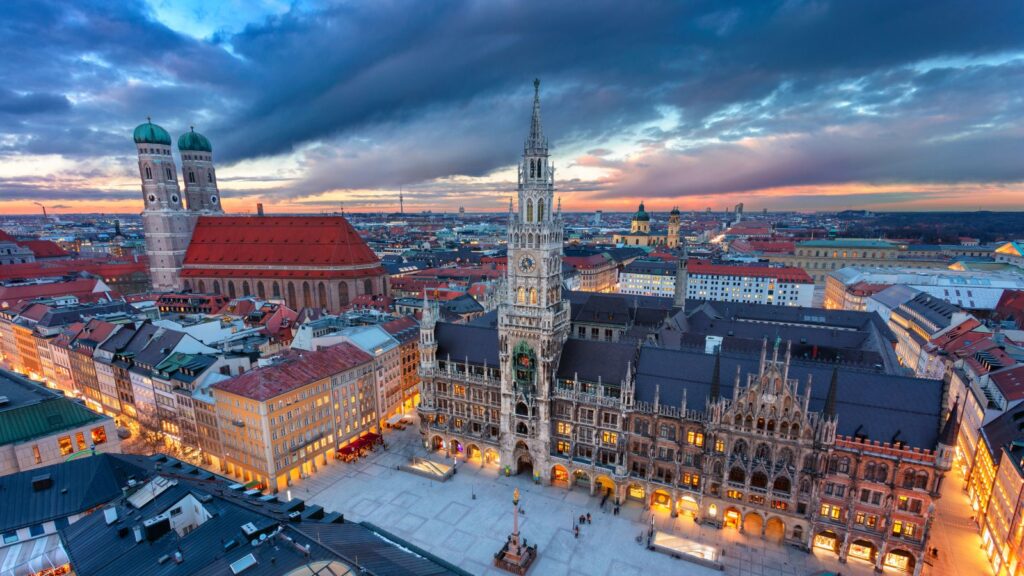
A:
[{"xmin": 289, "ymin": 424, "xmax": 985, "ymax": 576}]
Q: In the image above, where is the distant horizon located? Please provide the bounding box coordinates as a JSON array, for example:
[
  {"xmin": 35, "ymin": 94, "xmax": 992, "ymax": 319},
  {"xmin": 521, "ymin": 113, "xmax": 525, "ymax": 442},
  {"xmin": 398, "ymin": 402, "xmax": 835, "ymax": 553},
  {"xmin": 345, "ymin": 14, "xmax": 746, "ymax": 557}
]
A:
[{"xmin": 3, "ymin": 3, "xmax": 1024, "ymax": 215}]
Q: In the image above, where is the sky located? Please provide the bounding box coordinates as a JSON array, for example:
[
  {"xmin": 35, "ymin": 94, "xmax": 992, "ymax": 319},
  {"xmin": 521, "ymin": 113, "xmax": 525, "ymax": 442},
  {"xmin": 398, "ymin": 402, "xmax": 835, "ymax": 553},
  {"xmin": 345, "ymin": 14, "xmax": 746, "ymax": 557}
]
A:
[{"xmin": 2, "ymin": 0, "xmax": 1024, "ymax": 215}]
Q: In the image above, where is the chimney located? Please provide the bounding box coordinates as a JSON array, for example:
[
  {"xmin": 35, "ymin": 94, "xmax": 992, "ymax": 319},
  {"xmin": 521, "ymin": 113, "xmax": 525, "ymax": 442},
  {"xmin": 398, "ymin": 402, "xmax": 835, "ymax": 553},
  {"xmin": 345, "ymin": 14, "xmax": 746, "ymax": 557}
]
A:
[{"xmin": 257, "ymin": 203, "xmax": 265, "ymax": 216}]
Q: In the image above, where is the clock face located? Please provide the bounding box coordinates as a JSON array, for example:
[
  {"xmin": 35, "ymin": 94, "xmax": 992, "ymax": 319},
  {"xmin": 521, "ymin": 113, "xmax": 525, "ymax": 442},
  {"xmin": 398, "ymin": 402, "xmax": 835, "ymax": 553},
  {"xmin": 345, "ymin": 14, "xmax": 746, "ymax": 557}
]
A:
[{"xmin": 519, "ymin": 255, "xmax": 536, "ymax": 272}]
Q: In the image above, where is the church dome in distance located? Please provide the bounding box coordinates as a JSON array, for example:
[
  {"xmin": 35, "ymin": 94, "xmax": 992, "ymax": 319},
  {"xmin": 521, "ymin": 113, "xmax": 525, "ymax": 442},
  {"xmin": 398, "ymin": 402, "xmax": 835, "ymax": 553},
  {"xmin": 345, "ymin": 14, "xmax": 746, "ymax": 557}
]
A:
[
  {"xmin": 178, "ymin": 127, "xmax": 212, "ymax": 152},
  {"xmin": 133, "ymin": 120, "xmax": 172, "ymax": 145},
  {"xmin": 633, "ymin": 202, "xmax": 650, "ymax": 221}
]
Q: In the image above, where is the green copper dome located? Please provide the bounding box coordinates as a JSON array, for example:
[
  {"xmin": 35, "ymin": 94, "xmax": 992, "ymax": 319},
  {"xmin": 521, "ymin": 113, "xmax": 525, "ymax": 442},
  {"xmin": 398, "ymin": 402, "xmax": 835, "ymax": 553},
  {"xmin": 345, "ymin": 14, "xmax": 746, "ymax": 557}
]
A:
[
  {"xmin": 133, "ymin": 120, "xmax": 172, "ymax": 145},
  {"xmin": 178, "ymin": 128, "xmax": 212, "ymax": 152},
  {"xmin": 633, "ymin": 202, "xmax": 650, "ymax": 222}
]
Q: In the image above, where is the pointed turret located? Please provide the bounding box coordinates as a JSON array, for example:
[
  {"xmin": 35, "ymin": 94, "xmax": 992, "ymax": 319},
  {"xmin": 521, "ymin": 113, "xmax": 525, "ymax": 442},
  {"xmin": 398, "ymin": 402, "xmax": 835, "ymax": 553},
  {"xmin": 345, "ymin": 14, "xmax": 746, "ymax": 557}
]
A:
[
  {"xmin": 709, "ymin": 350, "xmax": 721, "ymax": 401},
  {"xmin": 824, "ymin": 367, "xmax": 839, "ymax": 418},
  {"xmin": 939, "ymin": 398, "xmax": 961, "ymax": 446},
  {"xmin": 526, "ymin": 78, "xmax": 547, "ymax": 153}
]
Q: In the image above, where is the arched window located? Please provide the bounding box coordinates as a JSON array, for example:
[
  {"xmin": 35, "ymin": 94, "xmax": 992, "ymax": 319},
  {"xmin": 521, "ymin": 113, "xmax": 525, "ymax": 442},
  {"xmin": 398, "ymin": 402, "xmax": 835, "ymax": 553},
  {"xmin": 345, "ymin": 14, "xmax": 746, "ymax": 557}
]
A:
[
  {"xmin": 228, "ymin": 281, "xmax": 237, "ymax": 299},
  {"xmin": 197, "ymin": 280, "xmax": 206, "ymax": 293},
  {"xmin": 744, "ymin": 416, "xmax": 753, "ymax": 430},
  {"xmin": 731, "ymin": 440, "xmax": 747, "ymax": 458},
  {"xmin": 213, "ymin": 280, "xmax": 221, "ymax": 295},
  {"xmin": 516, "ymin": 422, "xmax": 529, "ymax": 435},
  {"xmin": 876, "ymin": 464, "xmax": 888, "ymax": 483},
  {"xmin": 517, "ymin": 287, "xmax": 526, "ymax": 304},
  {"xmin": 799, "ymin": 478, "xmax": 811, "ymax": 494},
  {"xmin": 318, "ymin": 282, "xmax": 328, "ymax": 309},
  {"xmin": 527, "ymin": 200, "xmax": 533, "ymax": 223},
  {"xmin": 272, "ymin": 281, "xmax": 281, "ymax": 298},
  {"xmin": 750, "ymin": 471, "xmax": 768, "ymax": 489},
  {"xmin": 529, "ymin": 288, "xmax": 538, "ymax": 305},
  {"xmin": 915, "ymin": 471, "xmax": 929, "ymax": 490},
  {"xmin": 728, "ymin": 467, "xmax": 745, "ymax": 484},
  {"xmin": 803, "ymin": 454, "xmax": 817, "ymax": 472},
  {"xmin": 903, "ymin": 470, "xmax": 916, "ymax": 488},
  {"xmin": 338, "ymin": 282, "xmax": 349, "ymax": 306},
  {"xmin": 302, "ymin": 281, "xmax": 312, "ymax": 308},
  {"xmin": 207, "ymin": 171, "xmax": 213, "ymax": 183},
  {"xmin": 188, "ymin": 171, "xmax": 195, "ymax": 183},
  {"xmin": 865, "ymin": 462, "xmax": 876, "ymax": 481},
  {"xmin": 755, "ymin": 443, "xmax": 772, "ymax": 464},
  {"xmin": 516, "ymin": 402, "xmax": 529, "ymax": 416},
  {"xmin": 790, "ymin": 424, "xmax": 800, "ymax": 439},
  {"xmin": 537, "ymin": 200, "xmax": 544, "ymax": 222},
  {"xmin": 288, "ymin": 283, "xmax": 297, "ymax": 309},
  {"xmin": 257, "ymin": 281, "xmax": 266, "ymax": 299},
  {"xmin": 838, "ymin": 457, "xmax": 850, "ymax": 474},
  {"xmin": 241, "ymin": 281, "xmax": 251, "ymax": 296},
  {"xmin": 363, "ymin": 278, "xmax": 373, "ymax": 295},
  {"xmin": 529, "ymin": 159, "xmax": 535, "ymax": 178},
  {"xmin": 734, "ymin": 414, "xmax": 743, "ymax": 427},
  {"xmin": 773, "ymin": 476, "xmax": 791, "ymax": 493},
  {"xmin": 144, "ymin": 165, "xmax": 152, "ymax": 180}
]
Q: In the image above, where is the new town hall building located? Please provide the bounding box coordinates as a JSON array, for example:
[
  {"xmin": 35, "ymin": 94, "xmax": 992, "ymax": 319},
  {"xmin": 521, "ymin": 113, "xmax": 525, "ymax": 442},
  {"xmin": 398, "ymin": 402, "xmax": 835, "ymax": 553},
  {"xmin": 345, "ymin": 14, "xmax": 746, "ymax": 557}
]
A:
[{"xmin": 418, "ymin": 81, "xmax": 956, "ymax": 575}]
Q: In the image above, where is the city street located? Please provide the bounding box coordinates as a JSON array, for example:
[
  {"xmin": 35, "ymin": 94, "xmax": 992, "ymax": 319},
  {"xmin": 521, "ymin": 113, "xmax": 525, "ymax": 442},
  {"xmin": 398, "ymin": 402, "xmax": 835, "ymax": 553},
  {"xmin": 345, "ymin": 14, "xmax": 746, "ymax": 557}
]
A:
[{"xmin": 290, "ymin": 424, "xmax": 900, "ymax": 576}]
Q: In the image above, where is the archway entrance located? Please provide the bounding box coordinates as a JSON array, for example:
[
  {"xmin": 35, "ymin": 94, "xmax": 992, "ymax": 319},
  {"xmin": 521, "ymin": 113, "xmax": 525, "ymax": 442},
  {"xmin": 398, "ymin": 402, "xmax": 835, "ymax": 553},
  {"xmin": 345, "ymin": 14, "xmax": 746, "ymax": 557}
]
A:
[
  {"xmin": 765, "ymin": 517, "xmax": 785, "ymax": 543},
  {"xmin": 450, "ymin": 439, "xmax": 463, "ymax": 457},
  {"xmin": 677, "ymin": 495, "xmax": 699, "ymax": 517},
  {"xmin": 514, "ymin": 441, "xmax": 533, "ymax": 476},
  {"xmin": 626, "ymin": 483, "xmax": 645, "ymax": 503},
  {"xmin": 884, "ymin": 549, "xmax": 916, "ymax": 573},
  {"xmin": 743, "ymin": 512, "xmax": 763, "ymax": 535},
  {"xmin": 813, "ymin": 530, "xmax": 839, "ymax": 554},
  {"xmin": 723, "ymin": 507, "xmax": 741, "ymax": 529},
  {"xmin": 484, "ymin": 448, "xmax": 499, "ymax": 466},
  {"xmin": 430, "ymin": 435, "xmax": 444, "ymax": 451},
  {"xmin": 595, "ymin": 475, "xmax": 615, "ymax": 499},
  {"xmin": 574, "ymin": 470, "xmax": 590, "ymax": 489},
  {"xmin": 466, "ymin": 444, "xmax": 481, "ymax": 463},
  {"xmin": 651, "ymin": 489, "xmax": 672, "ymax": 511},
  {"xmin": 848, "ymin": 539, "xmax": 878, "ymax": 564},
  {"xmin": 551, "ymin": 465, "xmax": 569, "ymax": 487}
]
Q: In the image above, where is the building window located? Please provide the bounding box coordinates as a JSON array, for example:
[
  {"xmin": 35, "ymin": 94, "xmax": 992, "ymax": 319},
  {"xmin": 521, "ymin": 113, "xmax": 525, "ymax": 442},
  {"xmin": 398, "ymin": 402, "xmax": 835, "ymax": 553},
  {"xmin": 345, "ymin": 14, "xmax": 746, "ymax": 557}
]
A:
[
  {"xmin": 58, "ymin": 436, "xmax": 73, "ymax": 456},
  {"xmin": 29, "ymin": 524, "xmax": 45, "ymax": 537},
  {"xmin": 556, "ymin": 422, "xmax": 572, "ymax": 436},
  {"xmin": 557, "ymin": 440, "xmax": 569, "ymax": 455},
  {"xmin": 91, "ymin": 426, "xmax": 107, "ymax": 445},
  {"xmin": 32, "ymin": 445, "xmax": 41, "ymax": 464},
  {"xmin": 715, "ymin": 439, "xmax": 725, "ymax": 453},
  {"xmin": 601, "ymin": 431, "xmax": 618, "ymax": 445},
  {"xmin": 76, "ymin": 431, "xmax": 87, "ymax": 451},
  {"xmin": 820, "ymin": 503, "xmax": 841, "ymax": 520},
  {"xmin": 2, "ymin": 532, "xmax": 17, "ymax": 545}
]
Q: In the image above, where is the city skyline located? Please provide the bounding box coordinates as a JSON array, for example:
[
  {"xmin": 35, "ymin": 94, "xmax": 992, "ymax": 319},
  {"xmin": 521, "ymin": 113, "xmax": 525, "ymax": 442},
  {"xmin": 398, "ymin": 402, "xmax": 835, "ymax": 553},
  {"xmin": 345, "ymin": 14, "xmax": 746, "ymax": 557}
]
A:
[{"xmin": 3, "ymin": 1, "xmax": 1024, "ymax": 216}]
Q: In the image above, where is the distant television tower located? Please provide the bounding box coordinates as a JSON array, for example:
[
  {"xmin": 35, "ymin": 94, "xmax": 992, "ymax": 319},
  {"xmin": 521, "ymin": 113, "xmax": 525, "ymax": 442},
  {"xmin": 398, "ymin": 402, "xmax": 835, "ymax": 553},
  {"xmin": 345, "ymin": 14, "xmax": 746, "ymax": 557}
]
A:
[{"xmin": 399, "ymin": 187, "xmax": 404, "ymax": 214}]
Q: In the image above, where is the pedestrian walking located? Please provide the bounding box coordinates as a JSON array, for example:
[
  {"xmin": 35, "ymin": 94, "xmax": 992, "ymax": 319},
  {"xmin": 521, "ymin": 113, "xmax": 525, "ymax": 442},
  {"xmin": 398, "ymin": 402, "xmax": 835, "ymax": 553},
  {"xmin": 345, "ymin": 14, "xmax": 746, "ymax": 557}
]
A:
[{"xmin": 586, "ymin": 513, "xmax": 591, "ymax": 524}]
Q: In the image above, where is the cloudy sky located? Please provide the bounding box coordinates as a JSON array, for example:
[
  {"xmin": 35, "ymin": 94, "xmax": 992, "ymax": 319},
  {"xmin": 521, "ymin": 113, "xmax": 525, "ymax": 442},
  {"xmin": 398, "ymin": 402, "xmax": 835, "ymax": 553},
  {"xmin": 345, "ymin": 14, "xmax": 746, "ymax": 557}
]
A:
[{"xmin": 2, "ymin": 0, "xmax": 1023, "ymax": 215}]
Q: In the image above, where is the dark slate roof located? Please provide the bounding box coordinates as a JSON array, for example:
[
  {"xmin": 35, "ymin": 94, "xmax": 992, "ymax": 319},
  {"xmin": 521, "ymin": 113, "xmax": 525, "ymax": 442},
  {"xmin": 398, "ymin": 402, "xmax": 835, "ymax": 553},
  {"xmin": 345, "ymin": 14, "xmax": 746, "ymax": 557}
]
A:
[
  {"xmin": 59, "ymin": 456, "xmax": 462, "ymax": 576},
  {"xmin": 0, "ymin": 453, "xmax": 150, "ymax": 532},
  {"xmin": 567, "ymin": 291, "xmax": 678, "ymax": 328},
  {"xmin": 896, "ymin": 292, "xmax": 960, "ymax": 332},
  {"xmin": 131, "ymin": 330, "xmax": 187, "ymax": 374},
  {"xmin": 634, "ymin": 346, "xmax": 944, "ymax": 449},
  {"xmin": 557, "ymin": 339, "xmax": 636, "ymax": 384},
  {"xmin": 35, "ymin": 301, "xmax": 137, "ymax": 329},
  {"xmin": 980, "ymin": 402, "xmax": 1024, "ymax": 463},
  {"xmin": 435, "ymin": 322, "xmax": 499, "ymax": 366},
  {"xmin": 0, "ymin": 369, "xmax": 107, "ymax": 445}
]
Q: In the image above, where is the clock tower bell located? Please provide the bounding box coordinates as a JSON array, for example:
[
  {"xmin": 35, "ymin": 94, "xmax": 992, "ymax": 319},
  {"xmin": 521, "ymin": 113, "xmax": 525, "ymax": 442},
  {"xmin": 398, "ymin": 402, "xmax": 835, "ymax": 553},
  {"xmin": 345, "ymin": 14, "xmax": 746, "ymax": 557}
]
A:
[{"xmin": 498, "ymin": 80, "xmax": 570, "ymax": 477}]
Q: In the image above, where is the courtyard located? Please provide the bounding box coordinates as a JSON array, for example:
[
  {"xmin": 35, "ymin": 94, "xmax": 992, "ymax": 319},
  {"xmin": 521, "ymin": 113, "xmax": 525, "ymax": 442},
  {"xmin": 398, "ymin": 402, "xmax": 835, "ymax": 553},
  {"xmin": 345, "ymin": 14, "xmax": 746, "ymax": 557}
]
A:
[{"xmin": 287, "ymin": 423, "xmax": 968, "ymax": 576}]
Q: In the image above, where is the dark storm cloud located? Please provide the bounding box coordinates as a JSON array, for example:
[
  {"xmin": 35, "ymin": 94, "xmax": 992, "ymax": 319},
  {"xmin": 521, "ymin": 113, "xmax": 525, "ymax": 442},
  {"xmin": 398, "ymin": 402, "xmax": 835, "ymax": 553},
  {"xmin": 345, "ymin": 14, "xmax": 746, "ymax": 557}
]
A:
[{"xmin": 2, "ymin": 0, "xmax": 1024, "ymax": 204}]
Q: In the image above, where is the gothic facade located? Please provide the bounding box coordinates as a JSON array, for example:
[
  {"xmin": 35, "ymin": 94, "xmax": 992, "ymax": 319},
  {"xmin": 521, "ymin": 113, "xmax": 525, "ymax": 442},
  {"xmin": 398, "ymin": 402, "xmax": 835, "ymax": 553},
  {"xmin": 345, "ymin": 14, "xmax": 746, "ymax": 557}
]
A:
[{"xmin": 417, "ymin": 81, "xmax": 953, "ymax": 575}]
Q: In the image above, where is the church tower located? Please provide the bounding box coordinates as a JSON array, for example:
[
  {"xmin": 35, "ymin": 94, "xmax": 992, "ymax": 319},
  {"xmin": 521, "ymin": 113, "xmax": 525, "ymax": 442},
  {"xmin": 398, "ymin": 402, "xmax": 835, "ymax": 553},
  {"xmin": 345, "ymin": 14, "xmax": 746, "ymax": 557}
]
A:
[
  {"xmin": 178, "ymin": 127, "xmax": 223, "ymax": 213},
  {"xmin": 667, "ymin": 206, "xmax": 681, "ymax": 248},
  {"xmin": 135, "ymin": 119, "xmax": 195, "ymax": 291},
  {"xmin": 498, "ymin": 80, "xmax": 570, "ymax": 477}
]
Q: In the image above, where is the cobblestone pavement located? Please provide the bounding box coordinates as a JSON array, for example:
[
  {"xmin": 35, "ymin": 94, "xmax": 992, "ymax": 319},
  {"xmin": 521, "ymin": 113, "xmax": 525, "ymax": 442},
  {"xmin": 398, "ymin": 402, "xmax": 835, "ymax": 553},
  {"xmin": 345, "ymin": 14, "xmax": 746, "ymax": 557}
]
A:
[
  {"xmin": 286, "ymin": 425, "xmax": 870, "ymax": 575},
  {"xmin": 922, "ymin": 474, "xmax": 993, "ymax": 576}
]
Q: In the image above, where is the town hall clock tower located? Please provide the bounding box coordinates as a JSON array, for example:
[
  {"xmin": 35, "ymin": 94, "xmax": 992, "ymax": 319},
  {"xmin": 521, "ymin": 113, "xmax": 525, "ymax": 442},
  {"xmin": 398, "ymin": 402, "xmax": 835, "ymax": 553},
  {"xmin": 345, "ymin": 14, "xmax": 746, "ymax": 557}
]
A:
[{"xmin": 498, "ymin": 80, "xmax": 570, "ymax": 477}]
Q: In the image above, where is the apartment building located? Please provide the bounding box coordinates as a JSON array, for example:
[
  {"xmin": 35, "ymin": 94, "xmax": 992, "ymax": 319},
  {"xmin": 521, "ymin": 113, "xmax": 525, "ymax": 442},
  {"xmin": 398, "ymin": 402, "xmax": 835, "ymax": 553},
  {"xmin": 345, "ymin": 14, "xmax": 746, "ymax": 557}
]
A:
[{"xmin": 212, "ymin": 343, "xmax": 374, "ymax": 492}]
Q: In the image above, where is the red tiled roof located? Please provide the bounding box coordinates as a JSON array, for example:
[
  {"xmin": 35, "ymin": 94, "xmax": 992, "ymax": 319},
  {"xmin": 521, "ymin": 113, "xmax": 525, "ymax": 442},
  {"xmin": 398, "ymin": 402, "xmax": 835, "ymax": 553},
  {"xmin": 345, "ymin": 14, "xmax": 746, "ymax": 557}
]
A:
[
  {"xmin": 213, "ymin": 343, "xmax": 373, "ymax": 401},
  {"xmin": 18, "ymin": 240, "xmax": 69, "ymax": 258},
  {"xmin": 991, "ymin": 366, "xmax": 1024, "ymax": 402},
  {"xmin": 687, "ymin": 260, "xmax": 813, "ymax": 283},
  {"xmin": 0, "ymin": 258, "xmax": 147, "ymax": 281},
  {"xmin": 848, "ymin": 281, "xmax": 891, "ymax": 297},
  {"xmin": 182, "ymin": 216, "xmax": 381, "ymax": 276},
  {"xmin": 0, "ymin": 278, "xmax": 116, "ymax": 306}
]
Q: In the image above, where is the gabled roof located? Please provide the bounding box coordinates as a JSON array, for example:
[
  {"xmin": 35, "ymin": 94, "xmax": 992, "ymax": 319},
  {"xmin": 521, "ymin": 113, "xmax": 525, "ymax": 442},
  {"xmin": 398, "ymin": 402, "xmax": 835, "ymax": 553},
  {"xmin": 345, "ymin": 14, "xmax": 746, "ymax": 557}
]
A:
[
  {"xmin": 182, "ymin": 216, "xmax": 383, "ymax": 279},
  {"xmin": 213, "ymin": 343, "xmax": 372, "ymax": 401}
]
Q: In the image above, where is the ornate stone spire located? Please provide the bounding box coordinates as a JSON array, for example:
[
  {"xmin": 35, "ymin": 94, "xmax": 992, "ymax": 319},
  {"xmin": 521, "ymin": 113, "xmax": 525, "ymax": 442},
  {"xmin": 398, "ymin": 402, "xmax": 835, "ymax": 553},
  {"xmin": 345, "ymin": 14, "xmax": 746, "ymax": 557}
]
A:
[
  {"xmin": 525, "ymin": 78, "xmax": 547, "ymax": 154},
  {"xmin": 824, "ymin": 367, "xmax": 839, "ymax": 418}
]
